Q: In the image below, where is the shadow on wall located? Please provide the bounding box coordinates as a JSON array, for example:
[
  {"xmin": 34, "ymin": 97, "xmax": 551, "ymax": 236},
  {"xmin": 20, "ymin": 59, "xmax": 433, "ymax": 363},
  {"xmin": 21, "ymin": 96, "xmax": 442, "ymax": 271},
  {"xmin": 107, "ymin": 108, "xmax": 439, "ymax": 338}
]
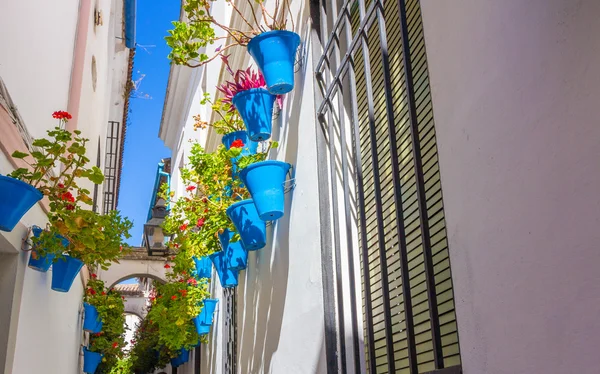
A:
[{"xmin": 236, "ymin": 2, "xmax": 313, "ymax": 373}]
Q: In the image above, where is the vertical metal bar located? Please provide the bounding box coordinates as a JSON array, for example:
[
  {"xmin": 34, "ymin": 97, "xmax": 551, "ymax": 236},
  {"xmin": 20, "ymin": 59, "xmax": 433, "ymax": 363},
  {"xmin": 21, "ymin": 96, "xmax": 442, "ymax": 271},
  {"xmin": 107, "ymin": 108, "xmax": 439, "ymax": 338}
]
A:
[
  {"xmin": 172, "ymin": 366, "xmax": 177, "ymax": 374},
  {"xmin": 356, "ymin": 0, "xmax": 396, "ymax": 371},
  {"xmin": 313, "ymin": 0, "xmax": 341, "ymax": 370},
  {"xmin": 373, "ymin": 1, "xmax": 418, "ymax": 371},
  {"xmin": 195, "ymin": 345, "xmax": 201, "ymax": 374},
  {"xmin": 396, "ymin": 0, "xmax": 444, "ymax": 368}
]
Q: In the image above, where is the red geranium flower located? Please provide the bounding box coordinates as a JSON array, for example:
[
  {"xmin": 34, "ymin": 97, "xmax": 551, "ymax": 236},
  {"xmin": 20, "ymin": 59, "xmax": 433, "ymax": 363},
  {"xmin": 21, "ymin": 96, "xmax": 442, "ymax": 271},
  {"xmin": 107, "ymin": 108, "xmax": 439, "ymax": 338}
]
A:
[
  {"xmin": 101, "ymin": 291, "xmax": 106, "ymax": 296},
  {"xmin": 91, "ymin": 273, "xmax": 97, "ymax": 278},
  {"xmin": 186, "ymin": 185, "xmax": 196, "ymax": 192},
  {"xmin": 52, "ymin": 110, "xmax": 72, "ymax": 120},
  {"xmin": 112, "ymin": 342, "xmax": 119, "ymax": 349},
  {"xmin": 230, "ymin": 139, "xmax": 244, "ymax": 148},
  {"xmin": 196, "ymin": 218, "xmax": 205, "ymax": 227},
  {"xmin": 171, "ymin": 295, "xmax": 177, "ymax": 300},
  {"xmin": 164, "ymin": 263, "xmax": 171, "ymax": 269},
  {"xmin": 61, "ymin": 191, "xmax": 75, "ymax": 202},
  {"xmin": 187, "ymin": 278, "xmax": 197, "ymax": 286},
  {"xmin": 57, "ymin": 183, "xmax": 65, "ymax": 189},
  {"xmin": 87, "ymin": 288, "xmax": 96, "ymax": 295},
  {"xmin": 202, "ymin": 197, "xmax": 208, "ymax": 204},
  {"xmin": 179, "ymin": 223, "xmax": 188, "ymax": 231},
  {"xmin": 66, "ymin": 204, "xmax": 75, "ymax": 211}
]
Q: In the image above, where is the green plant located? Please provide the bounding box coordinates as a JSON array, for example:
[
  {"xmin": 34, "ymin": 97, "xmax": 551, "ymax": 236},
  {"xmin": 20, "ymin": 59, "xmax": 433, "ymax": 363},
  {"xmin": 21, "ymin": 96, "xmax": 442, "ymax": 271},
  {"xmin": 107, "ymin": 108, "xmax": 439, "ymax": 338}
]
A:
[
  {"xmin": 9, "ymin": 111, "xmax": 104, "ymax": 205},
  {"xmin": 146, "ymin": 278, "xmax": 210, "ymax": 352},
  {"xmin": 128, "ymin": 316, "xmax": 170, "ymax": 374},
  {"xmin": 166, "ymin": 0, "xmax": 294, "ymax": 68},
  {"xmin": 194, "ymin": 93, "xmax": 245, "ymax": 134},
  {"xmin": 36, "ymin": 208, "xmax": 132, "ymax": 269},
  {"xmin": 160, "ymin": 144, "xmax": 246, "ymax": 274},
  {"xmin": 86, "ymin": 277, "xmax": 127, "ymax": 373},
  {"xmin": 235, "ymin": 140, "xmax": 278, "ymax": 170}
]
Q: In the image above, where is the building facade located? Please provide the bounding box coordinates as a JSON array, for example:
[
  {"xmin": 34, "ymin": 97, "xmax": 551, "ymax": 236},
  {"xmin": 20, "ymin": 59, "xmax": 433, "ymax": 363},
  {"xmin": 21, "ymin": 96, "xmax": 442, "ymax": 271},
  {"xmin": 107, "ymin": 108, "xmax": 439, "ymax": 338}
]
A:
[
  {"xmin": 160, "ymin": 0, "xmax": 600, "ymax": 374},
  {"xmin": 0, "ymin": 0, "xmax": 135, "ymax": 372}
]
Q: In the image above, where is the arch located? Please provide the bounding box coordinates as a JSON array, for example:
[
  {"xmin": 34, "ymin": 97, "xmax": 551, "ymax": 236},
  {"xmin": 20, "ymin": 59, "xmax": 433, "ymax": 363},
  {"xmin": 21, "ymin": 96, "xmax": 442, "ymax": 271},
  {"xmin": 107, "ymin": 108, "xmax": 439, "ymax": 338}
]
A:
[
  {"xmin": 124, "ymin": 310, "xmax": 143, "ymax": 321},
  {"xmin": 96, "ymin": 248, "xmax": 171, "ymax": 288}
]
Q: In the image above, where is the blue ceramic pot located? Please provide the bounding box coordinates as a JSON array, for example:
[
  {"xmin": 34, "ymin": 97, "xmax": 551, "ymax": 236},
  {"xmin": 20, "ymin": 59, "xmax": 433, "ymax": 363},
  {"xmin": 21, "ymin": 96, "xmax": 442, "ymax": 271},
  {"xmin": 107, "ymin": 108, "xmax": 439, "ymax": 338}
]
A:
[
  {"xmin": 51, "ymin": 255, "xmax": 84, "ymax": 292},
  {"xmin": 220, "ymin": 229, "xmax": 247, "ymax": 271},
  {"xmin": 0, "ymin": 175, "xmax": 43, "ymax": 232},
  {"xmin": 193, "ymin": 256, "xmax": 212, "ymax": 279},
  {"xmin": 83, "ymin": 302, "xmax": 103, "ymax": 333},
  {"xmin": 28, "ymin": 226, "xmax": 68, "ymax": 272},
  {"xmin": 226, "ymin": 199, "xmax": 266, "ymax": 250},
  {"xmin": 170, "ymin": 348, "xmax": 190, "ymax": 367},
  {"xmin": 232, "ymin": 88, "xmax": 276, "ymax": 142},
  {"xmin": 240, "ymin": 161, "xmax": 291, "ymax": 221},
  {"xmin": 209, "ymin": 251, "xmax": 239, "ymax": 288},
  {"xmin": 247, "ymin": 30, "xmax": 301, "ymax": 94},
  {"xmin": 83, "ymin": 347, "xmax": 103, "ymax": 374},
  {"xmin": 193, "ymin": 298, "xmax": 218, "ymax": 335}
]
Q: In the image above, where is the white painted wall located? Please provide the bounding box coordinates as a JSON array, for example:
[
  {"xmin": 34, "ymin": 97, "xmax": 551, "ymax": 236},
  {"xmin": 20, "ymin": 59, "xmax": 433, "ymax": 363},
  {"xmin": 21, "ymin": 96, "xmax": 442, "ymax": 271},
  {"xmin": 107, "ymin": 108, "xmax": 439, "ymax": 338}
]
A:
[
  {"xmin": 161, "ymin": 0, "xmax": 328, "ymax": 372},
  {"xmin": 420, "ymin": 1, "xmax": 600, "ymax": 373},
  {"xmin": 0, "ymin": 0, "xmax": 79, "ymax": 139}
]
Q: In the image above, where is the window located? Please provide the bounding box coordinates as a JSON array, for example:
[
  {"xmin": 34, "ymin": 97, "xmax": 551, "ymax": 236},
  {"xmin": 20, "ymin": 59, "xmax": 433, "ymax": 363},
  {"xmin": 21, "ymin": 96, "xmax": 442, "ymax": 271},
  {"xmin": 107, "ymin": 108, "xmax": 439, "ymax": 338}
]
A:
[{"xmin": 314, "ymin": 0, "xmax": 461, "ymax": 372}]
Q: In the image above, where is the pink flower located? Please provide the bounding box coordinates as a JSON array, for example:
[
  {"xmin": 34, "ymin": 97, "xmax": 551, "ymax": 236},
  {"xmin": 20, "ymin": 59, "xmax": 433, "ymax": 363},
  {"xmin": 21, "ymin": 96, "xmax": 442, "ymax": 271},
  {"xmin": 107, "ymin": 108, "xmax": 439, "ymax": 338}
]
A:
[{"xmin": 196, "ymin": 218, "xmax": 205, "ymax": 228}]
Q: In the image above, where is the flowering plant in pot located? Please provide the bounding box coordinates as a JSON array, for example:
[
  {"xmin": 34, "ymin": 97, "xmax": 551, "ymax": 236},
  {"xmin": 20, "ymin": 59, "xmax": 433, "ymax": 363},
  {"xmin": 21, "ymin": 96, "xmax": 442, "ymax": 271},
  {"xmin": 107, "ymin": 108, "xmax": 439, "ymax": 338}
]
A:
[
  {"xmin": 166, "ymin": 0, "xmax": 296, "ymax": 72},
  {"xmin": 146, "ymin": 277, "xmax": 209, "ymax": 353},
  {"xmin": 218, "ymin": 59, "xmax": 284, "ymax": 142},
  {"xmin": 36, "ymin": 208, "xmax": 133, "ymax": 292},
  {"xmin": 1, "ymin": 111, "xmax": 104, "ymax": 232},
  {"xmin": 86, "ymin": 281, "xmax": 126, "ymax": 374}
]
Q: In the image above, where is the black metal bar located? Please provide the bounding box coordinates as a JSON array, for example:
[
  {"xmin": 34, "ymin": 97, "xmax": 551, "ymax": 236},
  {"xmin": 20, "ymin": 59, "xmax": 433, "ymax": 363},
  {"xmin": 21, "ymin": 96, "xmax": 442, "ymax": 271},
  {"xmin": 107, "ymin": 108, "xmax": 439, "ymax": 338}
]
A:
[
  {"xmin": 396, "ymin": 0, "xmax": 444, "ymax": 368},
  {"xmin": 195, "ymin": 345, "xmax": 201, "ymax": 374},
  {"xmin": 316, "ymin": 2, "xmax": 378, "ymax": 115},
  {"xmin": 172, "ymin": 366, "xmax": 177, "ymax": 374},
  {"xmin": 356, "ymin": 0, "xmax": 395, "ymax": 372},
  {"xmin": 373, "ymin": 1, "xmax": 418, "ymax": 372},
  {"xmin": 313, "ymin": 1, "xmax": 341, "ymax": 371},
  {"xmin": 316, "ymin": 0, "xmax": 359, "ymax": 71}
]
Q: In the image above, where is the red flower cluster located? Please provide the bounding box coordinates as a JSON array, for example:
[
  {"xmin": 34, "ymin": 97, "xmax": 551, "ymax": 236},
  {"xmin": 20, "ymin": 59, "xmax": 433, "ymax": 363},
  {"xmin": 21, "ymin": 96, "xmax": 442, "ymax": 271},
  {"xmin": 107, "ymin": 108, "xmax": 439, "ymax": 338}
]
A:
[
  {"xmin": 202, "ymin": 197, "xmax": 208, "ymax": 204},
  {"xmin": 87, "ymin": 288, "xmax": 96, "ymax": 295},
  {"xmin": 52, "ymin": 111, "xmax": 72, "ymax": 120},
  {"xmin": 66, "ymin": 204, "xmax": 75, "ymax": 211},
  {"xmin": 186, "ymin": 185, "xmax": 196, "ymax": 192},
  {"xmin": 164, "ymin": 263, "xmax": 171, "ymax": 269},
  {"xmin": 178, "ymin": 289, "xmax": 188, "ymax": 297},
  {"xmin": 101, "ymin": 291, "xmax": 106, "ymax": 296},
  {"xmin": 171, "ymin": 295, "xmax": 177, "ymax": 301},
  {"xmin": 91, "ymin": 273, "xmax": 97, "ymax": 279},
  {"xmin": 61, "ymin": 191, "xmax": 75, "ymax": 203},
  {"xmin": 179, "ymin": 223, "xmax": 188, "ymax": 231},
  {"xmin": 196, "ymin": 218, "xmax": 205, "ymax": 228},
  {"xmin": 112, "ymin": 342, "xmax": 119, "ymax": 349},
  {"xmin": 187, "ymin": 278, "xmax": 197, "ymax": 286},
  {"xmin": 230, "ymin": 139, "xmax": 245, "ymax": 148},
  {"xmin": 57, "ymin": 183, "xmax": 65, "ymax": 189}
]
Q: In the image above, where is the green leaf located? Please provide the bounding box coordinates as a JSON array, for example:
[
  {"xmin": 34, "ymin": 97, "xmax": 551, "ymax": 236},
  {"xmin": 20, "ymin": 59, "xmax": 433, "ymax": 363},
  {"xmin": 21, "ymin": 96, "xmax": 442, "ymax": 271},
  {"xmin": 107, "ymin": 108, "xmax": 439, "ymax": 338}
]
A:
[{"xmin": 11, "ymin": 151, "xmax": 29, "ymax": 159}]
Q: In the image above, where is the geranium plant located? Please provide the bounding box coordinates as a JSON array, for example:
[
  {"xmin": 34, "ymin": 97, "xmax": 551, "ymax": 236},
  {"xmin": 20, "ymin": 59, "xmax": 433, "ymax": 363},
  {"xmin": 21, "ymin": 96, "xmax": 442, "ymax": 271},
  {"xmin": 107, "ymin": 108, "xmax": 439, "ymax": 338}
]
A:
[
  {"xmin": 86, "ymin": 278, "xmax": 127, "ymax": 373},
  {"xmin": 193, "ymin": 93, "xmax": 245, "ymax": 135},
  {"xmin": 9, "ymin": 111, "xmax": 104, "ymax": 202},
  {"xmin": 35, "ymin": 208, "xmax": 133, "ymax": 269},
  {"xmin": 146, "ymin": 277, "xmax": 210, "ymax": 352},
  {"xmin": 127, "ymin": 317, "xmax": 170, "ymax": 373},
  {"xmin": 166, "ymin": 0, "xmax": 294, "ymax": 68},
  {"xmin": 160, "ymin": 144, "xmax": 246, "ymax": 274}
]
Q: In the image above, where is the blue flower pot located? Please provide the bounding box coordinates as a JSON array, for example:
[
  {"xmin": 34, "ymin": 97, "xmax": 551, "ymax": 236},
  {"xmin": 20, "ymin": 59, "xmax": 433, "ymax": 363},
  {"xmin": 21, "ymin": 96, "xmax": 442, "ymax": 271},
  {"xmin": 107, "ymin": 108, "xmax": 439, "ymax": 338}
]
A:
[
  {"xmin": 28, "ymin": 226, "xmax": 68, "ymax": 272},
  {"xmin": 232, "ymin": 88, "xmax": 276, "ymax": 142},
  {"xmin": 222, "ymin": 131, "xmax": 259, "ymax": 176},
  {"xmin": 193, "ymin": 256, "xmax": 212, "ymax": 279},
  {"xmin": 226, "ymin": 199, "xmax": 266, "ymax": 250},
  {"xmin": 240, "ymin": 161, "xmax": 291, "ymax": 221},
  {"xmin": 0, "ymin": 175, "xmax": 43, "ymax": 232},
  {"xmin": 247, "ymin": 30, "xmax": 301, "ymax": 95},
  {"xmin": 171, "ymin": 348, "xmax": 190, "ymax": 367},
  {"xmin": 219, "ymin": 229, "xmax": 247, "ymax": 271},
  {"xmin": 194, "ymin": 298, "xmax": 218, "ymax": 335},
  {"xmin": 51, "ymin": 255, "xmax": 84, "ymax": 292},
  {"xmin": 83, "ymin": 347, "xmax": 103, "ymax": 374},
  {"xmin": 83, "ymin": 303, "xmax": 103, "ymax": 333},
  {"xmin": 209, "ymin": 251, "xmax": 239, "ymax": 288}
]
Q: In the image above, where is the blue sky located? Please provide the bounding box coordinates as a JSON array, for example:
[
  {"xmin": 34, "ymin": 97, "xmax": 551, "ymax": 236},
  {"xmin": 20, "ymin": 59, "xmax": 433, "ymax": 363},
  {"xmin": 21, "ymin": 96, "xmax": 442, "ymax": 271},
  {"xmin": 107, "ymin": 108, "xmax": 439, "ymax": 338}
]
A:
[{"xmin": 118, "ymin": 0, "xmax": 181, "ymax": 246}]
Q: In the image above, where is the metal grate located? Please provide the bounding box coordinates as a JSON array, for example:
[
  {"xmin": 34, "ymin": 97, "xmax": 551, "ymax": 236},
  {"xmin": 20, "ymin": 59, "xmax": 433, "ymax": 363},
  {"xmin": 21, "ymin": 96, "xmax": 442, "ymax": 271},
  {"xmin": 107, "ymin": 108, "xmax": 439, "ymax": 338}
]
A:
[
  {"xmin": 313, "ymin": 0, "xmax": 461, "ymax": 372},
  {"xmin": 223, "ymin": 288, "xmax": 237, "ymax": 374},
  {"xmin": 103, "ymin": 120, "xmax": 121, "ymax": 213}
]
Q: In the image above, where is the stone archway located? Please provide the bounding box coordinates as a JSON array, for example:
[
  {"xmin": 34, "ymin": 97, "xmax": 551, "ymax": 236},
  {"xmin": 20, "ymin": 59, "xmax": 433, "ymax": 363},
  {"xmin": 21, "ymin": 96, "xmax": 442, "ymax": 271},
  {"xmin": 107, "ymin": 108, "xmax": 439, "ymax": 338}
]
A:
[{"xmin": 96, "ymin": 248, "xmax": 171, "ymax": 288}]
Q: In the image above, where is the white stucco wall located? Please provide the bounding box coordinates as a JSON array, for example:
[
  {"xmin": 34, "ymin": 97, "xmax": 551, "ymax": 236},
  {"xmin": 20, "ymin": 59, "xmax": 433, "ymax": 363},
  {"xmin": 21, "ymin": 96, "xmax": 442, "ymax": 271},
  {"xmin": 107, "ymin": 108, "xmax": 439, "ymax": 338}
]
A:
[
  {"xmin": 0, "ymin": 0, "xmax": 79, "ymax": 139},
  {"xmin": 420, "ymin": 1, "xmax": 600, "ymax": 373}
]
